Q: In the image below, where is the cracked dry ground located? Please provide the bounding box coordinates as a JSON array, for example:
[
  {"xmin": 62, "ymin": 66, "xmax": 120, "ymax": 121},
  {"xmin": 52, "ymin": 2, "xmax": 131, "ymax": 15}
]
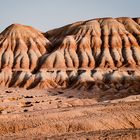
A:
[{"xmin": 0, "ymin": 87, "xmax": 140, "ymax": 140}]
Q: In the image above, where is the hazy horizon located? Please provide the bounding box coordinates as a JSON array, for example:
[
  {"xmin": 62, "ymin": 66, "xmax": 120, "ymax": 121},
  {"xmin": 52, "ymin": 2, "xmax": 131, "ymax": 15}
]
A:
[{"xmin": 0, "ymin": 0, "xmax": 140, "ymax": 32}]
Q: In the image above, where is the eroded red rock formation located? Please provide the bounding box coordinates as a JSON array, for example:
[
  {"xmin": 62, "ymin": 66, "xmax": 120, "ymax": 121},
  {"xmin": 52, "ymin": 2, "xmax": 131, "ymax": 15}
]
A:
[
  {"xmin": 44, "ymin": 17, "xmax": 140, "ymax": 69},
  {"xmin": 0, "ymin": 17, "xmax": 140, "ymax": 89},
  {"xmin": 0, "ymin": 24, "xmax": 51, "ymax": 71}
]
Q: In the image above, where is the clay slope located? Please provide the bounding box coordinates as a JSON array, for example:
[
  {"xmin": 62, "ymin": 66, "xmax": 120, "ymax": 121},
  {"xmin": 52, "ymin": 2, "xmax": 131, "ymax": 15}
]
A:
[
  {"xmin": 0, "ymin": 24, "xmax": 51, "ymax": 71},
  {"xmin": 38, "ymin": 17, "xmax": 140, "ymax": 89},
  {"xmin": 44, "ymin": 17, "xmax": 140, "ymax": 69},
  {"xmin": 0, "ymin": 17, "xmax": 140, "ymax": 89},
  {"xmin": 0, "ymin": 24, "xmax": 51, "ymax": 88}
]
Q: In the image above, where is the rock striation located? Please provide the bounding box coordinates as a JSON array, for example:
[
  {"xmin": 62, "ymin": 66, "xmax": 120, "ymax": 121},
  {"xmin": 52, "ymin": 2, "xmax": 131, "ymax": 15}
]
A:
[
  {"xmin": 0, "ymin": 24, "xmax": 51, "ymax": 71},
  {"xmin": 0, "ymin": 17, "xmax": 140, "ymax": 89}
]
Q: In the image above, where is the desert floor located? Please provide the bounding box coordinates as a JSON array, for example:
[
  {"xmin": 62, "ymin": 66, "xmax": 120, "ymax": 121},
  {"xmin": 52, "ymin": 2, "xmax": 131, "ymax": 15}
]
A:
[{"xmin": 0, "ymin": 87, "xmax": 140, "ymax": 140}]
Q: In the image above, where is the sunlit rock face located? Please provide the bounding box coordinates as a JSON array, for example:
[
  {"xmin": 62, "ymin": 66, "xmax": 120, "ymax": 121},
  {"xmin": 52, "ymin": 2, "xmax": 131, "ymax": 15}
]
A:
[{"xmin": 0, "ymin": 17, "xmax": 140, "ymax": 89}]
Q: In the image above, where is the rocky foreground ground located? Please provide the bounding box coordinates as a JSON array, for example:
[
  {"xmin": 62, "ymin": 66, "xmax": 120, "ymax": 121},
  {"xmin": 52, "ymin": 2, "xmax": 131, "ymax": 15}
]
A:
[{"xmin": 0, "ymin": 87, "xmax": 139, "ymax": 140}]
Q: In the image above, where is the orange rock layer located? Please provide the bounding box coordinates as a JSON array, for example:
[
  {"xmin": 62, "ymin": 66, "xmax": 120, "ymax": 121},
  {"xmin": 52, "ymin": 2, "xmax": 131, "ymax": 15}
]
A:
[{"xmin": 0, "ymin": 17, "xmax": 140, "ymax": 89}]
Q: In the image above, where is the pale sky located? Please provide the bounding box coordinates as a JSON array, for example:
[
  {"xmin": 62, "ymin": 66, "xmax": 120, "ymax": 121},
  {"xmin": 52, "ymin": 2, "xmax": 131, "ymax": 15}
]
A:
[{"xmin": 0, "ymin": 0, "xmax": 140, "ymax": 32}]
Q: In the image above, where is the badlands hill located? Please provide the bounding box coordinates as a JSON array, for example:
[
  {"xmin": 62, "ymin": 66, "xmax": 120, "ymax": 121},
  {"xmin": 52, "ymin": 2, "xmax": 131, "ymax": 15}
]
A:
[
  {"xmin": 0, "ymin": 17, "xmax": 140, "ymax": 140},
  {"xmin": 0, "ymin": 17, "xmax": 140, "ymax": 89},
  {"xmin": 0, "ymin": 24, "xmax": 51, "ymax": 71}
]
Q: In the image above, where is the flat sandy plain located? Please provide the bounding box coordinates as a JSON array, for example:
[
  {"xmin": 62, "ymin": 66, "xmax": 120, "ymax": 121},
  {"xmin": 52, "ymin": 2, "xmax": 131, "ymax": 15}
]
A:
[{"xmin": 0, "ymin": 87, "xmax": 140, "ymax": 140}]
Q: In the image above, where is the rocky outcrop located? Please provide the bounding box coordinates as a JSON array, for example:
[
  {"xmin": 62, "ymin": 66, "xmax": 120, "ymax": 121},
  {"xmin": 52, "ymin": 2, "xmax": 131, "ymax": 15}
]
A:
[{"xmin": 0, "ymin": 17, "xmax": 140, "ymax": 89}]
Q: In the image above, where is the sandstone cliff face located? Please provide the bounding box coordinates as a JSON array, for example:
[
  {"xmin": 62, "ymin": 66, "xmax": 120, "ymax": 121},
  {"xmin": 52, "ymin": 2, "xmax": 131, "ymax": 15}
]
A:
[{"xmin": 0, "ymin": 17, "xmax": 140, "ymax": 89}]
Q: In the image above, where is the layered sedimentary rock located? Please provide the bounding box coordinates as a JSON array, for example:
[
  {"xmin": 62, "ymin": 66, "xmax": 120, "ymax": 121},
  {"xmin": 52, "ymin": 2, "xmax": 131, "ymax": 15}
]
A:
[
  {"xmin": 0, "ymin": 24, "xmax": 51, "ymax": 71},
  {"xmin": 0, "ymin": 17, "xmax": 140, "ymax": 89},
  {"xmin": 44, "ymin": 17, "xmax": 140, "ymax": 69},
  {"xmin": 0, "ymin": 24, "xmax": 51, "ymax": 88}
]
